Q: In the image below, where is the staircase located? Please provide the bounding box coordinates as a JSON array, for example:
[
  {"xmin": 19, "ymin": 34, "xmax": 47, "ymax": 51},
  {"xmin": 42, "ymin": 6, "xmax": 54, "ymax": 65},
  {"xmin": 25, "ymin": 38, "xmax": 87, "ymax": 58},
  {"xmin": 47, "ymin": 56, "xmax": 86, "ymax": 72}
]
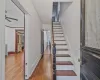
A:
[{"xmin": 52, "ymin": 22, "xmax": 78, "ymax": 80}]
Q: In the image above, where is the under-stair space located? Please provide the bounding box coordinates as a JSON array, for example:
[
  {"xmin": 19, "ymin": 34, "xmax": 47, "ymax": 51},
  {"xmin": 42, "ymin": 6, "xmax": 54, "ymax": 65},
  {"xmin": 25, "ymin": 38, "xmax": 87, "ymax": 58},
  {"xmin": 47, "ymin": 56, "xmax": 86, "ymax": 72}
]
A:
[{"xmin": 52, "ymin": 22, "xmax": 78, "ymax": 80}]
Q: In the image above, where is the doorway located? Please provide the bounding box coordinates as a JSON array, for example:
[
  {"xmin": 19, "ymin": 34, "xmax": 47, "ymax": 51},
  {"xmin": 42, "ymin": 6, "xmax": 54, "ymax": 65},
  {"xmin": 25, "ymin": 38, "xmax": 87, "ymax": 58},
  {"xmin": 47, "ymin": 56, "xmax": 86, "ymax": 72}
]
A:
[
  {"xmin": 43, "ymin": 30, "xmax": 51, "ymax": 54},
  {"xmin": 5, "ymin": 0, "xmax": 25, "ymax": 80},
  {"xmin": 41, "ymin": 30, "xmax": 44, "ymax": 57},
  {"xmin": 15, "ymin": 30, "xmax": 24, "ymax": 53}
]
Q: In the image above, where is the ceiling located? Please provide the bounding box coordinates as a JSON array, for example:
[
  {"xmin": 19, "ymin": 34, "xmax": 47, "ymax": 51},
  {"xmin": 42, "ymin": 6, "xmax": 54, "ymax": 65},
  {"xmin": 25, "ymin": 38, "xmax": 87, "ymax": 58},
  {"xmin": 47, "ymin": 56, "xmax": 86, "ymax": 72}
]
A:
[
  {"xmin": 5, "ymin": 0, "xmax": 73, "ymax": 26},
  {"xmin": 31, "ymin": 0, "xmax": 73, "ymax": 24},
  {"xmin": 5, "ymin": 0, "xmax": 24, "ymax": 27},
  {"xmin": 31, "ymin": 0, "xmax": 53, "ymax": 24}
]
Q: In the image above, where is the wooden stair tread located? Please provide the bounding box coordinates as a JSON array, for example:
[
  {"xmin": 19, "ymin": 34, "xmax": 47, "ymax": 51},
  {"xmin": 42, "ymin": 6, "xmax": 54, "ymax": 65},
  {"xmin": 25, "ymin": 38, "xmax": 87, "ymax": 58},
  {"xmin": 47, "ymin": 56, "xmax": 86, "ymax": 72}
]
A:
[
  {"xmin": 53, "ymin": 28, "xmax": 62, "ymax": 29},
  {"xmin": 54, "ymin": 36, "xmax": 64, "ymax": 37},
  {"xmin": 54, "ymin": 30, "xmax": 62, "ymax": 32},
  {"xmin": 56, "ymin": 61, "xmax": 73, "ymax": 65},
  {"xmin": 56, "ymin": 54, "xmax": 70, "ymax": 57},
  {"xmin": 54, "ymin": 33, "xmax": 63, "ymax": 34},
  {"xmin": 54, "ymin": 40, "xmax": 65, "ymax": 41},
  {"xmin": 56, "ymin": 44, "xmax": 67, "ymax": 45},
  {"xmin": 56, "ymin": 70, "xmax": 77, "ymax": 76}
]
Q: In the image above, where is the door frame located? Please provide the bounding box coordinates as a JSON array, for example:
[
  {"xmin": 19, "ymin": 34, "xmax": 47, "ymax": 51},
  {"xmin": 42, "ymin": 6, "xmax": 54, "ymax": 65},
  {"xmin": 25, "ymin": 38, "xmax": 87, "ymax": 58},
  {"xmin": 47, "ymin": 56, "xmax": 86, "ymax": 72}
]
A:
[
  {"xmin": 6, "ymin": 0, "xmax": 28, "ymax": 79},
  {"xmin": 41, "ymin": 30, "xmax": 44, "ymax": 57},
  {"xmin": 0, "ymin": 0, "xmax": 5, "ymax": 79},
  {"xmin": 15, "ymin": 29, "xmax": 24, "ymax": 53}
]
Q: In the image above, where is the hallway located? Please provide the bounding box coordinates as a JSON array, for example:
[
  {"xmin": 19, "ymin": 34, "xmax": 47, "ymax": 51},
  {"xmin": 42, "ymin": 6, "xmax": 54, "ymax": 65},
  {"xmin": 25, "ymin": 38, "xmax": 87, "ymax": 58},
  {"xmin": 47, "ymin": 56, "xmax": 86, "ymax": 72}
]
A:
[
  {"xmin": 29, "ymin": 50, "xmax": 53, "ymax": 80},
  {"xmin": 0, "ymin": 0, "xmax": 81, "ymax": 80}
]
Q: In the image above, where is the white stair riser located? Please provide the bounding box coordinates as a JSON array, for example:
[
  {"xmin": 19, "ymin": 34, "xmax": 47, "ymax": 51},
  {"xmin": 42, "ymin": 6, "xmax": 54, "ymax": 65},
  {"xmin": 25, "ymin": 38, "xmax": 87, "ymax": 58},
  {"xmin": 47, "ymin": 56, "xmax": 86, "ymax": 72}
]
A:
[
  {"xmin": 53, "ymin": 28, "xmax": 62, "ymax": 30},
  {"xmin": 53, "ymin": 29, "xmax": 62, "ymax": 31},
  {"xmin": 53, "ymin": 23, "xmax": 61, "ymax": 26},
  {"xmin": 57, "ymin": 76, "xmax": 78, "ymax": 80},
  {"xmin": 54, "ymin": 37, "xmax": 65, "ymax": 40},
  {"xmin": 54, "ymin": 34, "xmax": 64, "ymax": 36},
  {"xmin": 53, "ymin": 22, "xmax": 60, "ymax": 24},
  {"xmin": 56, "ymin": 57, "xmax": 72, "ymax": 61},
  {"xmin": 53, "ymin": 26, "xmax": 61, "ymax": 28},
  {"xmin": 56, "ymin": 65, "xmax": 74, "ymax": 70},
  {"xmin": 56, "ymin": 46, "xmax": 68, "ymax": 49},
  {"xmin": 55, "ymin": 41, "xmax": 67, "ymax": 44},
  {"xmin": 54, "ymin": 31, "xmax": 63, "ymax": 33},
  {"xmin": 56, "ymin": 51, "xmax": 70, "ymax": 54},
  {"xmin": 53, "ymin": 25, "xmax": 62, "ymax": 28}
]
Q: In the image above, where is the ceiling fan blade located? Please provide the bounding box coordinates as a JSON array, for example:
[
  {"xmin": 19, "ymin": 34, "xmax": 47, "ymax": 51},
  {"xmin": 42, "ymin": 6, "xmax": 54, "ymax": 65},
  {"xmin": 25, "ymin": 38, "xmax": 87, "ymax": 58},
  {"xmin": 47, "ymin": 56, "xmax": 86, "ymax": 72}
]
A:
[
  {"xmin": 6, "ymin": 18, "xmax": 12, "ymax": 22},
  {"xmin": 6, "ymin": 17, "xmax": 18, "ymax": 21},
  {"xmin": 5, "ymin": 10, "xmax": 7, "ymax": 13}
]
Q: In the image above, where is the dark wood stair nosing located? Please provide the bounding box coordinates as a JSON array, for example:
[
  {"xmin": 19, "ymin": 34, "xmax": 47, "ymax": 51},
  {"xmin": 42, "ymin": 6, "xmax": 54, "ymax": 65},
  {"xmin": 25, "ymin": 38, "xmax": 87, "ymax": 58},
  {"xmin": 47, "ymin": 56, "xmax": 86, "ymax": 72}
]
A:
[
  {"xmin": 54, "ymin": 36, "xmax": 64, "ymax": 37},
  {"xmin": 53, "ymin": 31, "xmax": 63, "ymax": 32},
  {"xmin": 56, "ymin": 61, "xmax": 73, "ymax": 65},
  {"xmin": 53, "ymin": 28, "xmax": 62, "ymax": 29},
  {"xmin": 56, "ymin": 54, "xmax": 70, "ymax": 57},
  {"xmin": 56, "ymin": 49, "xmax": 69, "ymax": 51},
  {"xmin": 54, "ymin": 40, "xmax": 66, "ymax": 41},
  {"xmin": 56, "ymin": 44, "xmax": 67, "ymax": 45},
  {"xmin": 56, "ymin": 70, "xmax": 77, "ymax": 76},
  {"xmin": 54, "ymin": 33, "xmax": 63, "ymax": 34}
]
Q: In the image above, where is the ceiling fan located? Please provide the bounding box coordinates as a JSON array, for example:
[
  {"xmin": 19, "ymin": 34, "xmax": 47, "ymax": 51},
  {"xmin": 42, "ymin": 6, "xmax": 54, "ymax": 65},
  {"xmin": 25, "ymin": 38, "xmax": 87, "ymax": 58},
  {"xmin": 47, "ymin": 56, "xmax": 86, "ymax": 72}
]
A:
[{"xmin": 5, "ymin": 10, "xmax": 18, "ymax": 22}]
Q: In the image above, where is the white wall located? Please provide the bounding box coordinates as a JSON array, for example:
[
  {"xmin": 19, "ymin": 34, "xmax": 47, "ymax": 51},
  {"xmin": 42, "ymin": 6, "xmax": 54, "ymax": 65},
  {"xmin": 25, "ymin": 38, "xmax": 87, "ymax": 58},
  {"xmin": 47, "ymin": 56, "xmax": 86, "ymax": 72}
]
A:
[
  {"xmin": 31, "ymin": 0, "xmax": 52, "ymax": 24},
  {"xmin": 5, "ymin": 27, "xmax": 24, "ymax": 52},
  {"xmin": 42, "ymin": 24, "xmax": 52, "ymax": 31},
  {"xmin": 43, "ymin": 30, "xmax": 51, "ymax": 51},
  {"xmin": 5, "ymin": 0, "xmax": 24, "ymax": 27},
  {"xmin": 26, "ymin": 15, "xmax": 42, "ymax": 78},
  {"xmin": 5, "ymin": 27, "xmax": 15, "ymax": 52},
  {"xmin": 60, "ymin": 0, "xmax": 80, "ymax": 79},
  {"xmin": 0, "ymin": 0, "xmax": 5, "ymax": 79},
  {"xmin": 14, "ymin": 0, "xmax": 43, "ymax": 79}
]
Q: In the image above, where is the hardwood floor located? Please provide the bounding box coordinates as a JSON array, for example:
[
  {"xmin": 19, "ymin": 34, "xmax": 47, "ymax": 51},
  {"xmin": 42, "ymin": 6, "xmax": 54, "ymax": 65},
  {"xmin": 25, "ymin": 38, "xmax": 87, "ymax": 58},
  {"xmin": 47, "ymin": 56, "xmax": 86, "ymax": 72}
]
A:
[
  {"xmin": 5, "ymin": 52, "xmax": 24, "ymax": 80},
  {"xmin": 6, "ymin": 49, "xmax": 53, "ymax": 80},
  {"xmin": 29, "ymin": 50, "xmax": 53, "ymax": 80}
]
